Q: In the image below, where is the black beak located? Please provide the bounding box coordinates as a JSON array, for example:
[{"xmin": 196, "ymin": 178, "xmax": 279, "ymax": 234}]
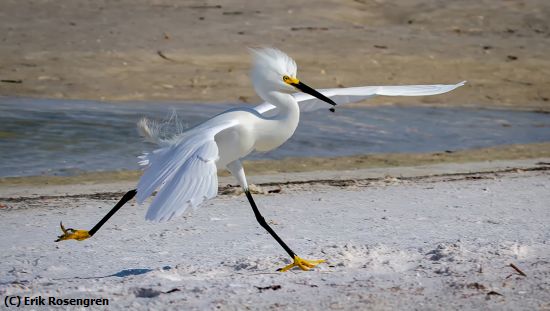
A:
[{"xmin": 291, "ymin": 81, "xmax": 337, "ymax": 112}]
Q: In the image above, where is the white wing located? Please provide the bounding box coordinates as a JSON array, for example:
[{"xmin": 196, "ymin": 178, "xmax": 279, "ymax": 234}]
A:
[
  {"xmin": 136, "ymin": 120, "xmax": 237, "ymax": 222},
  {"xmin": 255, "ymin": 81, "xmax": 466, "ymax": 114}
]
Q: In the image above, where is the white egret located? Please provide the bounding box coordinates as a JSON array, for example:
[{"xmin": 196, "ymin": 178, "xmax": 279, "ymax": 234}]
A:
[{"xmin": 56, "ymin": 48, "xmax": 465, "ymax": 271}]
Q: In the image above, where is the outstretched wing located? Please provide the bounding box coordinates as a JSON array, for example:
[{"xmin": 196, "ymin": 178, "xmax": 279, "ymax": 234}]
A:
[
  {"xmin": 136, "ymin": 120, "xmax": 238, "ymax": 222},
  {"xmin": 254, "ymin": 81, "xmax": 466, "ymax": 114}
]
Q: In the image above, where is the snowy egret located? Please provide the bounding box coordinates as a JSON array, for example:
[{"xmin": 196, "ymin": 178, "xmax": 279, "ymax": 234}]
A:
[{"xmin": 56, "ymin": 48, "xmax": 465, "ymax": 271}]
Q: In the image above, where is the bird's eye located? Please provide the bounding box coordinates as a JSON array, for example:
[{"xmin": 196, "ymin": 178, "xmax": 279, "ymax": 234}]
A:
[{"xmin": 282, "ymin": 75, "xmax": 290, "ymax": 82}]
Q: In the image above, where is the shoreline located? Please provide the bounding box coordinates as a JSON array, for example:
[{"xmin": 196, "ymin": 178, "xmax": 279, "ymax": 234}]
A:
[
  {"xmin": 1, "ymin": 143, "xmax": 548, "ymax": 202},
  {"xmin": 1, "ymin": 142, "xmax": 548, "ymax": 189},
  {"xmin": 3, "ymin": 163, "xmax": 549, "ymax": 203}
]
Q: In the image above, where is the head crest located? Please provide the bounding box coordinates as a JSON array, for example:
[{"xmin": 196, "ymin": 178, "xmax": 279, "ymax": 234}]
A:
[
  {"xmin": 249, "ymin": 48, "xmax": 298, "ymax": 99},
  {"xmin": 249, "ymin": 48, "xmax": 297, "ymax": 78}
]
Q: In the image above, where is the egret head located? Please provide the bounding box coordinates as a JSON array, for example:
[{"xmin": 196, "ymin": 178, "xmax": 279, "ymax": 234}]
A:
[
  {"xmin": 250, "ymin": 48, "xmax": 336, "ymax": 109},
  {"xmin": 250, "ymin": 48, "xmax": 298, "ymax": 95}
]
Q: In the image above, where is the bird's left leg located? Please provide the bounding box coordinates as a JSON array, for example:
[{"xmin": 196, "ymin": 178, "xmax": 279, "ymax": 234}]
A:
[
  {"xmin": 245, "ymin": 190, "xmax": 325, "ymax": 272},
  {"xmin": 55, "ymin": 189, "xmax": 137, "ymax": 242},
  {"xmin": 227, "ymin": 161, "xmax": 325, "ymax": 272}
]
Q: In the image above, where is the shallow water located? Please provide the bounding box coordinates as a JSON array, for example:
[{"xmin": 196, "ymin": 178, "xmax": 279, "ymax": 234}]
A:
[{"xmin": 0, "ymin": 97, "xmax": 549, "ymax": 177}]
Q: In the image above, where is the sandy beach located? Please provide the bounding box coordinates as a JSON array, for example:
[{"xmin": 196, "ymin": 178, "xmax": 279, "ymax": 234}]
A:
[{"xmin": 1, "ymin": 159, "xmax": 549, "ymax": 310}]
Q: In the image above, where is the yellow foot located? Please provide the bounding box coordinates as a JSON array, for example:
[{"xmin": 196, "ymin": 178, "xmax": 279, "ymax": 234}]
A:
[
  {"xmin": 278, "ymin": 255, "xmax": 325, "ymax": 272},
  {"xmin": 55, "ymin": 222, "xmax": 91, "ymax": 242}
]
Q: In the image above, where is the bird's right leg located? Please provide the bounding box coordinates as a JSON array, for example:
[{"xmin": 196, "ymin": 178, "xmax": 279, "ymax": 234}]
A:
[
  {"xmin": 55, "ymin": 189, "xmax": 137, "ymax": 242},
  {"xmin": 227, "ymin": 161, "xmax": 325, "ymax": 272}
]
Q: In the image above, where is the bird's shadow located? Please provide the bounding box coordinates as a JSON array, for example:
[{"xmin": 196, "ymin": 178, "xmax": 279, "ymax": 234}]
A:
[
  {"xmin": 109, "ymin": 268, "xmax": 153, "ymax": 278},
  {"xmin": 53, "ymin": 266, "xmax": 171, "ymax": 281}
]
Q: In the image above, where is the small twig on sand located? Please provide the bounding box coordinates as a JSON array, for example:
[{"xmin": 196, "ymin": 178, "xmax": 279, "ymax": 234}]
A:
[
  {"xmin": 256, "ymin": 285, "xmax": 281, "ymax": 292},
  {"xmin": 1, "ymin": 79, "xmax": 22, "ymax": 84},
  {"xmin": 163, "ymin": 288, "xmax": 181, "ymax": 294},
  {"xmin": 157, "ymin": 50, "xmax": 175, "ymax": 62},
  {"xmin": 509, "ymin": 263, "xmax": 527, "ymax": 277},
  {"xmin": 290, "ymin": 26, "xmax": 329, "ymax": 31},
  {"xmin": 189, "ymin": 4, "xmax": 222, "ymax": 9},
  {"xmin": 487, "ymin": 290, "xmax": 503, "ymax": 297}
]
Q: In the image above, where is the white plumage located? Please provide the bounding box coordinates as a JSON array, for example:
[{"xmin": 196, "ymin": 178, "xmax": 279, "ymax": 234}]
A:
[
  {"xmin": 136, "ymin": 48, "xmax": 465, "ymax": 222},
  {"xmin": 255, "ymin": 81, "xmax": 466, "ymax": 114},
  {"xmin": 137, "ymin": 120, "xmax": 237, "ymax": 221}
]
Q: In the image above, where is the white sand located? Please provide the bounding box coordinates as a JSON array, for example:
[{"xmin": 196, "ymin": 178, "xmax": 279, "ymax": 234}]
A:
[{"xmin": 1, "ymin": 160, "xmax": 549, "ymax": 310}]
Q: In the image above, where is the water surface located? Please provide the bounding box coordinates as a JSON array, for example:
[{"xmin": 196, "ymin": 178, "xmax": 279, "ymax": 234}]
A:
[{"xmin": 1, "ymin": 97, "xmax": 548, "ymax": 177}]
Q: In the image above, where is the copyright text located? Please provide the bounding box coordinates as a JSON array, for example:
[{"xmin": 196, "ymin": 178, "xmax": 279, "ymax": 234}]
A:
[{"xmin": 4, "ymin": 295, "xmax": 109, "ymax": 308}]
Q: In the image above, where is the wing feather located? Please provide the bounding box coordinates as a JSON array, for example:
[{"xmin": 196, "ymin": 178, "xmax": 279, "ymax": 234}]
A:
[
  {"xmin": 137, "ymin": 120, "xmax": 237, "ymax": 222},
  {"xmin": 254, "ymin": 81, "xmax": 466, "ymax": 114},
  {"xmin": 144, "ymin": 141, "xmax": 217, "ymax": 222}
]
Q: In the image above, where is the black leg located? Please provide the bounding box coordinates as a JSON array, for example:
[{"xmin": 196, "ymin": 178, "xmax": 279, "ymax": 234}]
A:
[
  {"xmin": 56, "ymin": 189, "xmax": 137, "ymax": 242},
  {"xmin": 245, "ymin": 190, "xmax": 296, "ymax": 258},
  {"xmin": 88, "ymin": 189, "xmax": 137, "ymax": 236}
]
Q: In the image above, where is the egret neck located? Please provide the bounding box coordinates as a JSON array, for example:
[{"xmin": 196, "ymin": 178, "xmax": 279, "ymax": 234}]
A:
[{"xmin": 254, "ymin": 91, "xmax": 300, "ymax": 152}]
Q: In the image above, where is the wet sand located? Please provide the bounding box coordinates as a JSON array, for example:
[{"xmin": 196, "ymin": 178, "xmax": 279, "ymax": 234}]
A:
[
  {"xmin": 1, "ymin": 142, "xmax": 549, "ymax": 189},
  {"xmin": 1, "ymin": 0, "xmax": 549, "ymax": 111}
]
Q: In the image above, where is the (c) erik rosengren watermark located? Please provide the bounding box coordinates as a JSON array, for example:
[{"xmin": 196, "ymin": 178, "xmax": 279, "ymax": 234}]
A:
[{"xmin": 4, "ymin": 295, "xmax": 109, "ymax": 308}]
